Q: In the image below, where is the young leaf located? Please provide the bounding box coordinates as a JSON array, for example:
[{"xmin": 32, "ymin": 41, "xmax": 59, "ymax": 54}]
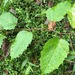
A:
[
  {"xmin": 68, "ymin": 3, "xmax": 75, "ymax": 28},
  {"xmin": 46, "ymin": 1, "xmax": 71, "ymax": 21},
  {"xmin": 21, "ymin": 59, "xmax": 28, "ymax": 69},
  {"xmin": 73, "ymin": 64, "xmax": 75, "ymax": 72},
  {"xmin": 0, "ymin": 12, "xmax": 18, "ymax": 30},
  {"xmin": 40, "ymin": 37, "xmax": 69, "ymax": 74},
  {"xmin": 25, "ymin": 65, "xmax": 32, "ymax": 75},
  {"xmin": 0, "ymin": 34, "xmax": 6, "ymax": 48},
  {"xmin": 10, "ymin": 31, "xmax": 33, "ymax": 59}
]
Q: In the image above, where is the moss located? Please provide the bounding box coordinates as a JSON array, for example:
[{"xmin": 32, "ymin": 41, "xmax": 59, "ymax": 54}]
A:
[{"xmin": 0, "ymin": 0, "xmax": 75, "ymax": 75}]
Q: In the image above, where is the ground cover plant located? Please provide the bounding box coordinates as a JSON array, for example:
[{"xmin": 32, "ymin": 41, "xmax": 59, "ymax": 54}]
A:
[{"xmin": 1, "ymin": 0, "xmax": 75, "ymax": 75}]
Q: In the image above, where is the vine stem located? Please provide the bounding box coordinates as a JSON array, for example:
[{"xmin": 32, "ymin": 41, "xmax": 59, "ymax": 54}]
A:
[
  {"xmin": 2, "ymin": 27, "xmax": 75, "ymax": 36},
  {"xmin": 22, "ymin": 28, "xmax": 75, "ymax": 36}
]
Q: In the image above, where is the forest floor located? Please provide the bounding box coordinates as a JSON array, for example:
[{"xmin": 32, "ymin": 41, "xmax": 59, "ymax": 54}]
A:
[{"xmin": 0, "ymin": 0, "xmax": 75, "ymax": 75}]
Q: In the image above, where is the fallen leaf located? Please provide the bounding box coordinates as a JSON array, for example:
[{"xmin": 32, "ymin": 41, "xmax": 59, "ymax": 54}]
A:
[
  {"xmin": 0, "ymin": 55, "xmax": 3, "ymax": 61},
  {"xmin": 4, "ymin": 69, "xmax": 9, "ymax": 75},
  {"xmin": 1, "ymin": 39, "xmax": 10, "ymax": 57},
  {"xmin": 35, "ymin": 0, "xmax": 42, "ymax": 5},
  {"xmin": 48, "ymin": 1, "xmax": 53, "ymax": 7},
  {"xmin": 9, "ymin": 7, "xmax": 16, "ymax": 15},
  {"xmin": 64, "ymin": 22, "xmax": 70, "ymax": 30},
  {"xmin": 48, "ymin": 21, "xmax": 56, "ymax": 31}
]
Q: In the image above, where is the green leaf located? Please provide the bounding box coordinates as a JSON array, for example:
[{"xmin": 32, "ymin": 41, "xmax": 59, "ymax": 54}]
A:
[
  {"xmin": 0, "ymin": 34, "xmax": 6, "ymax": 48},
  {"xmin": 73, "ymin": 64, "xmax": 75, "ymax": 72},
  {"xmin": 46, "ymin": 1, "xmax": 71, "ymax": 21},
  {"xmin": 68, "ymin": 3, "xmax": 75, "ymax": 28},
  {"xmin": 40, "ymin": 37, "xmax": 69, "ymax": 74},
  {"xmin": 10, "ymin": 31, "xmax": 33, "ymax": 59},
  {"xmin": 0, "ymin": 12, "xmax": 18, "ymax": 30},
  {"xmin": 21, "ymin": 59, "xmax": 28, "ymax": 69},
  {"xmin": 3, "ymin": 0, "xmax": 13, "ymax": 6},
  {"xmin": 24, "ymin": 0, "xmax": 33, "ymax": 2},
  {"xmin": 25, "ymin": 65, "xmax": 32, "ymax": 75}
]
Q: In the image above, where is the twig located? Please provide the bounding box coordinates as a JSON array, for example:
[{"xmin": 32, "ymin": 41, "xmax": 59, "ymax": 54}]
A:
[{"xmin": 70, "ymin": 35, "xmax": 74, "ymax": 50}]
